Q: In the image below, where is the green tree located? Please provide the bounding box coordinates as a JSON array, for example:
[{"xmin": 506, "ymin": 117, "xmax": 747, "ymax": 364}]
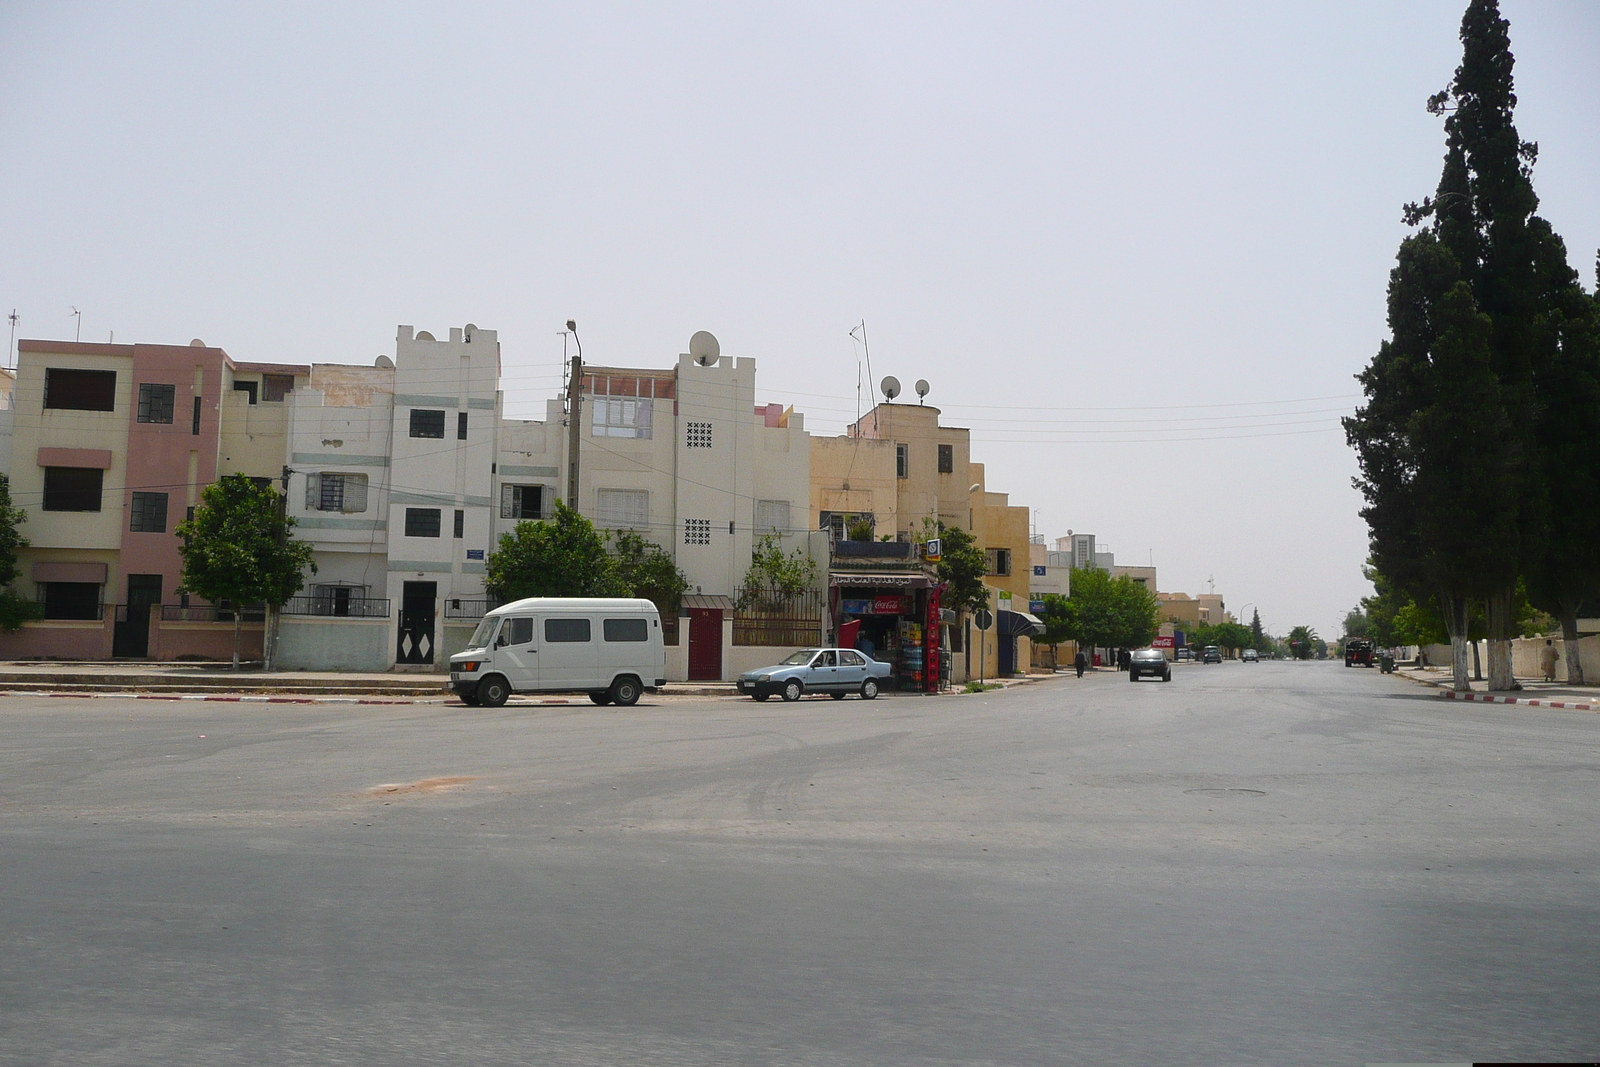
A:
[
  {"xmin": 931, "ymin": 522, "xmax": 989, "ymax": 616},
  {"xmin": 613, "ymin": 531, "xmax": 689, "ymax": 619},
  {"xmin": 1035, "ymin": 593, "xmax": 1077, "ymax": 669},
  {"xmin": 1286, "ymin": 625, "xmax": 1320, "ymax": 660},
  {"xmin": 485, "ymin": 502, "xmax": 627, "ymax": 603},
  {"xmin": 738, "ymin": 533, "xmax": 820, "ymax": 608},
  {"xmin": 1343, "ymin": 609, "xmax": 1370, "ymax": 640},
  {"xmin": 1249, "ymin": 608, "xmax": 1267, "ymax": 653},
  {"xmin": 1064, "ymin": 568, "xmax": 1159, "ymax": 652},
  {"xmin": 0, "ymin": 475, "xmax": 41, "ymax": 632},
  {"xmin": 175, "ymin": 474, "xmax": 316, "ymax": 670}
]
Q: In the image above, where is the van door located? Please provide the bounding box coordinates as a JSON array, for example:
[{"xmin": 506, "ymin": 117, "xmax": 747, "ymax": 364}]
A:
[
  {"xmin": 494, "ymin": 615, "xmax": 538, "ymax": 689},
  {"xmin": 539, "ymin": 615, "xmax": 597, "ymax": 687}
]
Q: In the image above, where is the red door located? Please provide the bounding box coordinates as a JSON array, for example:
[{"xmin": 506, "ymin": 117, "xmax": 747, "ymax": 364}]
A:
[{"xmin": 688, "ymin": 608, "xmax": 723, "ymax": 681}]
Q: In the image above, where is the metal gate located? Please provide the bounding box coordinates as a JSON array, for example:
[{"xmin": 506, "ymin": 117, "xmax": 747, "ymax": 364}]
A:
[
  {"xmin": 112, "ymin": 574, "xmax": 163, "ymax": 658},
  {"xmin": 687, "ymin": 607, "xmax": 723, "ymax": 681},
  {"xmin": 396, "ymin": 581, "xmax": 437, "ymax": 665}
]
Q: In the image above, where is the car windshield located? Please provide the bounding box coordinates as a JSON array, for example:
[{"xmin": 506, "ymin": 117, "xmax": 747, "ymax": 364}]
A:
[
  {"xmin": 467, "ymin": 617, "xmax": 498, "ymax": 650},
  {"xmin": 779, "ymin": 650, "xmax": 820, "ymax": 665}
]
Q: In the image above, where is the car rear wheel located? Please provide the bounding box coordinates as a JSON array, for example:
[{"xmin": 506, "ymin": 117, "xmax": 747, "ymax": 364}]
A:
[
  {"xmin": 830, "ymin": 691, "xmax": 846, "ymax": 700},
  {"xmin": 588, "ymin": 691, "xmax": 612, "ymax": 705},
  {"xmin": 477, "ymin": 675, "xmax": 511, "ymax": 708},
  {"xmin": 609, "ymin": 676, "xmax": 642, "ymax": 707},
  {"xmin": 860, "ymin": 678, "xmax": 879, "ymax": 700},
  {"xmin": 782, "ymin": 679, "xmax": 803, "ymax": 702}
]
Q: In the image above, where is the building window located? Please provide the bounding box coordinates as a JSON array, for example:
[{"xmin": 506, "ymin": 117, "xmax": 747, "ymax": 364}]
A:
[
  {"xmin": 262, "ymin": 374, "xmax": 294, "ymax": 402},
  {"xmin": 596, "ymin": 489, "xmax": 649, "ymax": 529},
  {"xmin": 233, "ymin": 380, "xmax": 258, "ymax": 404},
  {"xmin": 821, "ymin": 510, "xmax": 873, "ymax": 540},
  {"xmin": 191, "ymin": 395, "xmax": 203, "ymax": 435},
  {"xmin": 307, "ymin": 473, "xmax": 368, "ymax": 513},
  {"xmin": 453, "ymin": 509, "xmax": 464, "ymax": 538},
  {"xmin": 896, "ymin": 443, "xmax": 908, "ymax": 478},
  {"xmin": 409, "ymin": 409, "xmax": 446, "ymax": 439},
  {"xmin": 129, "ymin": 492, "xmax": 168, "ymax": 533},
  {"xmin": 405, "ymin": 508, "xmax": 442, "ymax": 537},
  {"xmin": 40, "ymin": 582, "xmax": 102, "ymax": 620},
  {"xmin": 311, "ymin": 585, "xmax": 367, "ymax": 616},
  {"xmin": 685, "ymin": 421, "xmax": 713, "ymax": 448},
  {"xmin": 594, "ymin": 397, "xmax": 653, "ymax": 439},
  {"xmin": 684, "ymin": 518, "xmax": 711, "ymax": 545},
  {"xmin": 544, "ymin": 617, "xmax": 591, "ymax": 643},
  {"xmin": 938, "ymin": 443, "xmax": 953, "ymax": 474},
  {"xmin": 985, "ymin": 548, "xmax": 1012, "ymax": 576},
  {"xmin": 44, "ymin": 369, "xmax": 116, "ymax": 412},
  {"xmin": 136, "ymin": 383, "xmax": 176, "ymax": 424},
  {"xmin": 500, "ymin": 484, "xmax": 543, "ymax": 519},
  {"xmin": 457, "ymin": 412, "xmax": 468, "ymax": 440},
  {"xmin": 42, "ymin": 467, "xmax": 103, "ymax": 512},
  {"xmin": 755, "ymin": 499, "xmax": 791, "ymax": 533}
]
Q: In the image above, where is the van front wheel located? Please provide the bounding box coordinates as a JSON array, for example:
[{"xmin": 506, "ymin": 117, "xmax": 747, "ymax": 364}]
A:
[
  {"xmin": 477, "ymin": 675, "xmax": 511, "ymax": 708},
  {"xmin": 610, "ymin": 676, "xmax": 642, "ymax": 706}
]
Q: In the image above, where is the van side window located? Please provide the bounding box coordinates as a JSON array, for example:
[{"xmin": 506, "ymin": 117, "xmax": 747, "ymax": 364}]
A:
[
  {"xmin": 499, "ymin": 617, "xmax": 533, "ymax": 646},
  {"xmin": 603, "ymin": 618, "xmax": 648, "ymax": 642},
  {"xmin": 545, "ymin": 618, "xmax": 591, "ymax": 643}
]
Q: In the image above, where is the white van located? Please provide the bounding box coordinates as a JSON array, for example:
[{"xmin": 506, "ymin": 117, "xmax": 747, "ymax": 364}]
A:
[{"xmin": 448, "ymin": 597, "xmax": 666, "ymax": 707}]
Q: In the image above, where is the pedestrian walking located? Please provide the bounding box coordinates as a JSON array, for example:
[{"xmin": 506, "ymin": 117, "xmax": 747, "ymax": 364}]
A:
[
  {"xmin": 1540, "ymin": 639, "xmax": 1560, "ymax": 682},
  {"xmin": 1073, "ymin": 650, "xmax": 1086, "ymax": 679}
]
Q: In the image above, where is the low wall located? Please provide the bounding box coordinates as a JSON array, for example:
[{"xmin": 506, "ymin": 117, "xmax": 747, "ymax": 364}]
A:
[
  {"xmin": 1512, "ymin": 635, "xmax": 1600, "ymax": 682},
  {"xmin": 0, "ymin": 618, "xmax": 114, "ymax": 660},
  {"xmin": 277, "ymin": 616, "xmax": 391, "ymax": 672},
  {"xmin": 150, "ymin": 621, "xmax": 263, "ymax": 662},
  {"xmin": 664, "ymin": 640, "xmax": 687, "ymax": 683},
  {"xmin": 726, "ymin": 645, "xmax": 809, "ymax": 678},
  {"xmin": 438, "ymin": 623, "xmax": 478, "ymax": 664}
]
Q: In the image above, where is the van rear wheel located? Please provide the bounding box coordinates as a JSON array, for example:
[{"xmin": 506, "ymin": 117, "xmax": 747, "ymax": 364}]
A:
[
  {"xmin": 588, "ymin": 691, "xmax": 612, "ymax": 705},
  {"xmin": 477, "ymin": 675, "xmax": 511, "ymax": 708},
  {"xmin": 609, "ymin": 676, "xmax": 642, "ymax": 706}
]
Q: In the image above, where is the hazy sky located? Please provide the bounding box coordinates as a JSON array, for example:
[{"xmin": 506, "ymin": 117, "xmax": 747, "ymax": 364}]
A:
[{"xmin": 3, "ymin": 1, "xmax": 1596, "ymax": 638}]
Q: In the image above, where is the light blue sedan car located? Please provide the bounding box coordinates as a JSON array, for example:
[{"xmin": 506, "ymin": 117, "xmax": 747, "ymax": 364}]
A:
[{"xmin": 737, "ymin": 648, "xmax": 892, "ymax": 702}]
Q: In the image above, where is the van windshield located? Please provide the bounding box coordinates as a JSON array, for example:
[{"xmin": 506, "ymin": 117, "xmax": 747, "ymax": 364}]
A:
[{"xmin": 468, "ymin": 617, "xmax": 498, "ymax": 650}]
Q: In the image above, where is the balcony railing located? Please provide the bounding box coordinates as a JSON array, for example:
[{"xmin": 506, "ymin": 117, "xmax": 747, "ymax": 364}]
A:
[
  {"xmin": 280, "ymin": 596, "xmax": 391, "ymax": 619},
  {"xmin": 444, "ymin": 598, "xmax": 501, "ymax": 619},
  {"xmin": 159, "ymin": 604, "xmax": 267, "ymax": 623}
]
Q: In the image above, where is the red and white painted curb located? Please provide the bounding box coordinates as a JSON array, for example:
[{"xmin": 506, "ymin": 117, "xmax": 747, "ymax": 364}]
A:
[{"xmin": 1436, "ymin": 689, "xmax": 1599, "ymax": 711}]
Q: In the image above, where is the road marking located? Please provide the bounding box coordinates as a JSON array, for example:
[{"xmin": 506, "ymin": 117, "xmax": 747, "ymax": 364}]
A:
[{"xmin": 1436, "ymin": 690, "xmax": 1599, "ymax": 711}]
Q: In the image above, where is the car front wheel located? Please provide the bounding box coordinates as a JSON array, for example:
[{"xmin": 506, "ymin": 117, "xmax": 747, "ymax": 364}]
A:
[
  {"xmin": 782, "ymin": 679, "xmax": 803, "ymax": 702},
  {"xmin": 752, "ymin": 692, "xmax": 769, "ymax": 702},
  {"xmin": 477, "ymin": 675, "xmax": 511, "ymax": 708},
  {"xmin": 830, "ymin": 691, "xmax": 846, "ymax": 700},
  {"xmin": 860, "ymin": 678, "xmax": 879, "ymax": 700}
]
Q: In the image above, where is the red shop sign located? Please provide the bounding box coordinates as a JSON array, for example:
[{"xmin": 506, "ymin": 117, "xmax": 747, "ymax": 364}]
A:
[{"xmin": 873, "ymin": 595, "xmax": 912, "ymax": 615}]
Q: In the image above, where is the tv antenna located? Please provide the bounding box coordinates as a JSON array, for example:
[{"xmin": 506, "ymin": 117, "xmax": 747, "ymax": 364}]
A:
[
  {"xmin": 849, "ymin": 321, "xmax": 876, "ymax": 431},
  {"xmin": 70, "ymin": 306, "xmax": 81, "ymax": 342},
  {"xmin": 6, "ymin": 310, "xmax": 16, "ymax": 369}
]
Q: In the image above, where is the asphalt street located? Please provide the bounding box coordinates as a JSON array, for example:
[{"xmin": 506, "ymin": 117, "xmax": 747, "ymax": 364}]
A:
[{"xmin": 2, "ymin": 661, "xmax": 1597, "ymax": 1066}]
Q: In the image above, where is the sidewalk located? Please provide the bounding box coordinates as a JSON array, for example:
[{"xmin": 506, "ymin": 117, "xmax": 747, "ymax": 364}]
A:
[{"xmin": 1394, "ymin": 664, "xmax": 1600, "ymax": 708}]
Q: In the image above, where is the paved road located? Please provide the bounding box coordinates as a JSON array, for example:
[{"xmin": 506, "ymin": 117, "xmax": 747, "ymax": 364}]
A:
[{"xmin": 2, "ymin": 661, "xmax": 1597, "ymax": 1065}]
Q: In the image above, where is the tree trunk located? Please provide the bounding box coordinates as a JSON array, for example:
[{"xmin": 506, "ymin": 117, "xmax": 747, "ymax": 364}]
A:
[
  {"xmin": 1561, "ymin": 612, "xmax": 1585, "ymax": 686},
  {"xmin": 1440, "ymin": 592, "xmax": 1471, "ymax": 692},
  {"xmin": 232, "ymin": 612, "xmax": 242, "ymax": 671},
  {"xmin": 263, "ymin": 604, "xmax": 278, "ymax": 672},
  {"xmin": 1470, "ymin": 639, "xmax": 1481, "ymax": 681},
  {"xmin": 1485, "ymin": 586, "xmax": 1517, "ymax": 691}
]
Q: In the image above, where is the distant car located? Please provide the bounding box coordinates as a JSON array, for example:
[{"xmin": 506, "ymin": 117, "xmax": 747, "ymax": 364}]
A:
[
  {"xmin": 1241, "ymin": 649, "xmax": 1259, "ymax": 663},
  {"xmin": 1344, "ymin": 638, "xmax": 1375, "ymax": 668},
  {"xmin": 1175, "ymin": 647, "xmax": 1192, "ymax": 662},
  {"xmin": 1201, "ymin": 646, "xmax": 1223, "ymax": 664},
  {"xmin": 737, "ymin": 648, "xmax": 892, "ymax": 701},
  {"xmin": 1129, "ymin": 648, "xmax": 1172, "ymax": 682}
]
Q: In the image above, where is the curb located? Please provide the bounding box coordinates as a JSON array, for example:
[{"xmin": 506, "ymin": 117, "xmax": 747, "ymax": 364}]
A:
[{"xmin": 1436, "ymin": 690, "xmax": 1599, "ymax": 711}]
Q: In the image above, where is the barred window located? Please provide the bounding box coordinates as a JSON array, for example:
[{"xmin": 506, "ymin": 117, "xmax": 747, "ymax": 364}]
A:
[
  {"xmin": 755, "ymin": 499, "xmax": 791, "ymax": 533},
  {"xmin": 306, "ymin": 473, "xmax": 368, "ymax": 513},
  {"xmin": 405, "ymin": 508, "xmax": 442, "ymax": 537},
  {"xmin": 985, "ymin": 547, "xmax": 1012, "ymax": 576},
  {"xmin": 684, "ymin": 518, "xmax": 711, "ymax": 545},
  {"xmin": 594, "ymin": 397, "xmax": 653, "ymax": 439},
  {"xmin": 233, "ymin": 380, "xmax": 258, "ymax": 404},
  {"xmin": 896, "ymin": 443, "xmax": 908, "ymax": 478},
  {"xmin": 43, "ymin": 467, "xmax": 103, "ymax": 512},
  {"xmin": 129, "ymin": 491, "xmax": 168, "ymax": 533},
  {"xmin": 685, "ymin": 421, "xmax": 713, "ymax": 448},
  {"xmin": 137, "ymin": 383, "xmax": 176, "ymax": 423},
  {"xmin": 596, "ymin": 489, "xmax": 649, "ymax": 528},
  {"xmin": 938, "ymin": 443, "xmax": 954, "ymax": 474}
]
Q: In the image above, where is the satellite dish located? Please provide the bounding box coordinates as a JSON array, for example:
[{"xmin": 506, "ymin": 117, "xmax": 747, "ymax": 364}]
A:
[
  {"xmin": 914, "ymin": 379, "xmax": 929, "ymax": 403},
  {"xmin": 416, "ymin": 331, "xmax": 435, "ymax": 342},
  {"xmin": 880, "ymin": 376, "xmax": 901, "ymax": 401},
  {"xmin": 375, "ymin": 355, "xmax": 394, "ymax": 369},
  {"xmin": 189, "ymin": 339, "xmax": 206, "ymax": 347},
  {"xmin": 689, "ymin": 330, "xmax": 720, "ymax": 366}
]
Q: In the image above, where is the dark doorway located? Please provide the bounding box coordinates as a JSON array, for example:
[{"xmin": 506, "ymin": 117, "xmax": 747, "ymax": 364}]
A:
[
  {"xmin": 999, "ymin": 634, "xmax": 1015, "ymax": 677},
  {"xmin": 397, "ymin": 581, "xmax": 437, "ymax": 665},
  {"xmin": 113, "ymin": 574, "xmax": 163, "ymax": 658},
  {"xmin": 687, "ymin": 608, "xmax": 723, "ymax": 681}
]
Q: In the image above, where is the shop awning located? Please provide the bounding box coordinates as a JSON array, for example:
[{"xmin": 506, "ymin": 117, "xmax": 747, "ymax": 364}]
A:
[
  {"xmin": 829, "ymin": 572, "xmax": 930, "ymax": 589},
  {"xmin": 998, "ymin": 610, "xmax": 1045, "ymax": 637}
]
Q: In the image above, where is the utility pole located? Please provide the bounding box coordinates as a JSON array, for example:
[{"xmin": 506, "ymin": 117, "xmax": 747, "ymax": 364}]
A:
[
  {"xmin": 565, "ymin": 320, "xmax": 583, "ymax": 509},
  {"xmin": 264, "ymin": 464, "xmax": 290, "ymax": 672}
]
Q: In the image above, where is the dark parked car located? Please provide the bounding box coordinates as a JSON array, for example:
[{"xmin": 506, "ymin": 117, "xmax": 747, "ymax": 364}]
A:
[
  {"xmin": 1129, "ymin": 648, "xmax": 1172, "ymax": 682},
  {"xmin": 1201, "ymin": 646, "xmax": 1223, "ymax": 664}
]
